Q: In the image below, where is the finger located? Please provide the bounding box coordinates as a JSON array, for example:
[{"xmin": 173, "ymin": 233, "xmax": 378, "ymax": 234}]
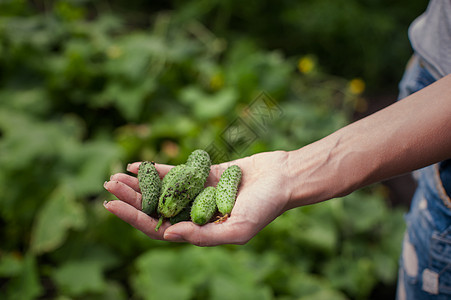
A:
[
  {"xmin": 110, "ymin": 173, "xmax": 140, "ymax": 192},
  {"xmin": 163, "ymin": 215, "xmax": 254, "ymax": 246},
  {"xmin": 207, "ymin": 161, "xmax": 246, "ymax": 186},
  {"xmin": 127, "ymin": 162, "xmax": 174, "ymax": 178},
  {"xmin": 103, "ymin": 200, "xmax": 169, "ymax": 239},
  {"xmin": 104, "ymin": 180, "xmax": 141, "ymax": 210},
  {"xmin": 126, "ymin": 162, "xmax": 141, "ymax": 174},
  {"xmin": 155, "ymin": 163, "xmax": 174, "ymax": 178},
  {"xmin": 205, "ymin": 164, "xmax": 231, "ymax": 187}
]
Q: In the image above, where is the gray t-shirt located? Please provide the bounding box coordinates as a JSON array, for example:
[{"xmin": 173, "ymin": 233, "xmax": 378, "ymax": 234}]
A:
[{"xmin": 409, "ymin": 0, "xmax": 451, "ymax": 79}]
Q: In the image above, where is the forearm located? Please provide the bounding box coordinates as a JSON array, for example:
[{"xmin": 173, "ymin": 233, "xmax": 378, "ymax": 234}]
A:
[{"xmin": 286, "ymin": 74, "xmax": 451, "ymax": 209}]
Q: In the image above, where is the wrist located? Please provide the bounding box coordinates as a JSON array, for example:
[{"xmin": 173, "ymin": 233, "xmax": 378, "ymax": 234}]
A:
[{"xmin": 284, "ymin": 130, "xmax": 361, "ymax": 210}]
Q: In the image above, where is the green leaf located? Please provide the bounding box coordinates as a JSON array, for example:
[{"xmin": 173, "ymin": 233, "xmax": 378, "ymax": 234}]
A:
[
  {"xmin": 150, "ymin": 113, "xmax": 198, "ymax": 139},
  {"xmin": 296, "ymin": 219, "xmax": 338, "ymax": 254},
  {"xmin": 287, "ymin": 272, "xmax": 348, "ymax": 300},
  {"xmin": 132, "ymin": 246, "xmax": 274, "ymax": 300},
  {"xmin": 132, "ymin": 248, "xmax": 198, "ymax": 300},
  {"xmin": 341, "ymin": 191, "xmax": 388, "ymax": 233},
  {"xmin": 61, "ymin": 139, "xmax": 121, "ymax": 197},
  {"xmin": 5, "ymin": 254, "xmax": 43, "ymax": 300},
  {"xmin": 0, "ymin": 88, "xmax": 49, "ymax": 116},
  {"xmin": 100, "ymin": 78, "xmax": 156, "ymax": 121},
  {"xmin": 210, "ymin": 275, "xmax": 272, "ymax": 300},
  {"xmin": 0, "ymin": 252, "xmax": 23, "ymax": 277},
  {"xmin": 179, "ymin": 86, "xmax": 238, "ymax": 120},
  {"xmin": 52, "ymin": 260, "xmax": 107, "ymax": 296},
  {"xmin": 30, "ymin": 185, "xmax": 86, "ymax": 254},
  {"xmin": 324, "ymin": 257, "xmax": 377, "ymax": 299}
]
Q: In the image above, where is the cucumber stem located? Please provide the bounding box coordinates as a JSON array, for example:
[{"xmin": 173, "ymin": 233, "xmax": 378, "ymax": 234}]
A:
[{"xmin": 155, "ymin": 216, "xmax": 164, "ymax": 232}]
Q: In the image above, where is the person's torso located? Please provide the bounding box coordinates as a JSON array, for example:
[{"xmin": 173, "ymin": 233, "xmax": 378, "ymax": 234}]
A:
[{"xmin": 409, "ymin": 0, "xmax": 451, "ymax": 79}]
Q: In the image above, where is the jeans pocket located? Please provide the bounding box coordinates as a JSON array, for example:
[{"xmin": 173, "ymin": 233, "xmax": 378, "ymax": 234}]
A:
[
  {"xmin": 439, "ymin": 160, "xmax": 451, "ymax": 200},
  {"xmin": 428, "ymin": 230, "xmax": 451, "ymax": 295},
  {"xmin": 431, "ymin": 164, "xmax": 451, "ymax": 216}
]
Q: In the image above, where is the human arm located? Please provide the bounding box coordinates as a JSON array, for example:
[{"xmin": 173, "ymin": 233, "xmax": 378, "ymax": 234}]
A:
[
  {"xmin": 104, "ymin": 74, "xmax": 451, "ymax": 246},
  {"xmin": 285, "ymin": 73, "xmax": 451, "ymax": 210}
]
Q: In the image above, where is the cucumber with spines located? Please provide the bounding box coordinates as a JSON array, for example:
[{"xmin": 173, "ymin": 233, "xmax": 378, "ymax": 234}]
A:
[
  {"xmin": 162, "ymin": 164, "xmax": 186, "ymax": 190},
  {"xmin": 155, "ymin": 149, "xmax": 211, "ymax": 231},
  {"xmin": 191, "ymin": 187, "xmax": 217, "ymax": 225},
  {"xmin": 138, "ymin": 161, "xmax": 161, "ymax": 215},
  {"xmin": 158, "ymin": 166, "xmax": 199, "ymax": 218},
  {"xmin": 186, "ymin": 149, "xmax": 211, "ymax": 181},
  {"xmin": 215, "ymin": 165, "xmax": 242, "ymax": 217}
]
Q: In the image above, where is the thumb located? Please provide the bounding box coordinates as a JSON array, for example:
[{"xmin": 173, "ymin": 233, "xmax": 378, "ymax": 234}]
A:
[{"xmin": 163, "ymin": 217, "xmax": 254, "ymax": 247}]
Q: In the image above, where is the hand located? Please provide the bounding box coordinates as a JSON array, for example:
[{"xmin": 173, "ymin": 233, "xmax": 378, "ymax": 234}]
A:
[{"xmin": 103, "ymin": 151, "xmax": 292, "ymax": 246}]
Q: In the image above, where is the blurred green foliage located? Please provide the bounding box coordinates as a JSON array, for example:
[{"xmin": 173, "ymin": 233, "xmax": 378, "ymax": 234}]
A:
[{"xmin": 0, "ymin": 0, "xmax": 419, "ymax": 299}]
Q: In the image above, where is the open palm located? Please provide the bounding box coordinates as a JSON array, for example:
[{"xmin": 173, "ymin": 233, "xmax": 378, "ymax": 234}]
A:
[{"xmin": 104, "ymin": 151, "xmax": 291, "ymax": 246}]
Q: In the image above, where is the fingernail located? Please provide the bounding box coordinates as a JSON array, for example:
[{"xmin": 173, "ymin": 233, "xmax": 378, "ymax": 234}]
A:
[
  {"xmin": 164, "ymin": 232, "xmax": 185, "ymax": 242},
  {"xmin": 103, "ymin": 200, "xmax": 109, "ymax": 207},
  {"xmin": 126, "ymin": 164, "xmax": 132, "ymax": 172},
  {"xmin": 103, "ymin": 181, "xmax": 109, "ymax": 190}
]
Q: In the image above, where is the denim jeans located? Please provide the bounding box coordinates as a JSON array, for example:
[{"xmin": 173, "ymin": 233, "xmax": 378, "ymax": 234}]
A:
[{"xmin": 396, "ymin": 56, "xmax": 451, "ymax": 299}]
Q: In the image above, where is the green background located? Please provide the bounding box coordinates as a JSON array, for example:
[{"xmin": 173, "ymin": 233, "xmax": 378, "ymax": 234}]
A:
[{"xmin": 0, "ymin": 0, "xmax": 426, "ymax": 299}]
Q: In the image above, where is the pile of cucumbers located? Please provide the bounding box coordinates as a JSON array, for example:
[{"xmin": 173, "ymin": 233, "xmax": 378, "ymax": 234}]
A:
[{"xmin": 137, "ymin": 150, "xmax": 242, "ymax": 231}]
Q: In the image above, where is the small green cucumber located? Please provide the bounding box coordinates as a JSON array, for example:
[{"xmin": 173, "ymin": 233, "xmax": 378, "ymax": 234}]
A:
[
  {"xmin": 158, "ymin": 166, "xmax": 198, "ymax": 218},
  {"xmin": 169, "ymin": 204, "xmax": 192, "ymax": 225},
  {"xmin": 215, "ymin": 165, "xmax": 242, "ymax": 216},
  {"xmin": 191, "ymin": 186, "xmax": 217, "ymax": 225},
  {"xmin": 138, "ymin": 161, "xmax": 161, "ymax": 215},
  {"xmin": 155, "ymin": 149, "xmax": 212, "ymax": 231},
  {"xmin": 158, "ymin": 150, "xmax": 211, "ymax": 219},
  {"xmin": 186, "ymin": 149, "xmax": 211, "ymax": 181}
]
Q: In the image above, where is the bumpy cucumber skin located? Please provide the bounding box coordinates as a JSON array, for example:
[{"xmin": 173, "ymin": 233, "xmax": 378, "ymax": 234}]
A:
[
  {"xmin": 157, "ymin": 150, "xmax": 211, "ymax": 219},
  {"xmin": 138, "ymin": 161, "xmax": 161, "ymax": 215},
  {"xmin": 216, "ymin": 165, "xmax": 242, "ymax": 215},
  {"xmin": 162, "ymin": 164, "xmax": 186, "ymax": 190},
  {"xmin": 187, "ymin": 150, "xmax": 211, "ymax": 197},
  {"xmin": 191, "ymin": 186, "xmax": 217, "ymax": 225},
  {"xmin": 158, "ymin": 167, "xmax": 198, "ymax": 218},
  {"xmin": 186, "ymin": 149, "xmax": 211, "ymax": 198},
  {"xmin": 186, "ymin": 149, "xmax": 211, "ymax": 183},
  {"xmin": 169, "ymin": 204, "xmax": 192, "ymax": 224}
]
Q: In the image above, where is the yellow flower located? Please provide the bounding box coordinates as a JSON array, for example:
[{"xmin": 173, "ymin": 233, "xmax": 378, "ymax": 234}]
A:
[
  {"xmin": 298, "ymin": 56, "xmax": 315, "ymax": 74},
  {"xmin": 209, "ymin": 73, "xmax": 224, "ymax": 90},
  {"xmin": 348, "ymin": 78, "xmax": 365, "ymax": 95},
  {"xmin": 107, "ymin": 45, "xmax": 123, "ymax": 59}
]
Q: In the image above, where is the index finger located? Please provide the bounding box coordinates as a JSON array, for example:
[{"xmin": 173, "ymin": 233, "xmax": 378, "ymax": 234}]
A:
[
  {"xmin": 127, "ymin": 162, "xmax": 174, "ymax": 178},
  {"xmin": 103, "ymin": 200, "xmax": 171, "ymax": 239}
]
